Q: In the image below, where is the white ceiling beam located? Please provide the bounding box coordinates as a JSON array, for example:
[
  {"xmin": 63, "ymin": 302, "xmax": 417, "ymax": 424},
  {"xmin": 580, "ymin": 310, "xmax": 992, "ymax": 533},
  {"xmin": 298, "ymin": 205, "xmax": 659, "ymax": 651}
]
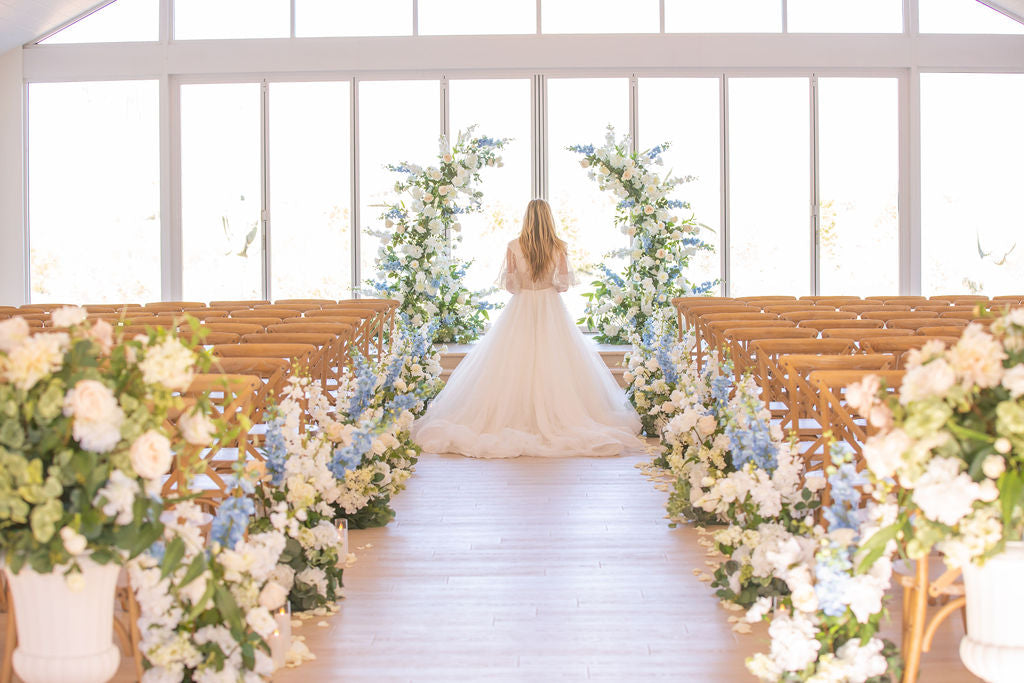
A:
[{"xmin": 978, "ymin": 0, "xmax": 1024, "ymax": 24}]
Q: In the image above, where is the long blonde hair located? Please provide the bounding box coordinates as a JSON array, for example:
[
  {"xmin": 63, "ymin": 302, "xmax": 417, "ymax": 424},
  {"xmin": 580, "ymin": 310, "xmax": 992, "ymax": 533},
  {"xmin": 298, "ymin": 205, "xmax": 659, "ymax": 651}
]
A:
[{"xmin": 519, "ymin": 199, "xmax": 567, "ymax": 280}]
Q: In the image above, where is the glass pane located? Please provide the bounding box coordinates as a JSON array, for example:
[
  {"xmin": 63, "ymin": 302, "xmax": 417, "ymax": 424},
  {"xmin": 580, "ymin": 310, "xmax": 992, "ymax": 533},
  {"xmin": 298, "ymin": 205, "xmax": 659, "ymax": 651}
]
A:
[
  {"xmin": 181, "ymin": 83, "xmax": 263, "ymax": 301},
  {"xmin": 728, "ymin": 78, "xmax": 810, "ymax": 296},
  {"xmin": 818, "ymin": 78, "xmax": 899, "ymax": 295},
  {"xmin": 664, "ymin": 0, "xmax": 782, "ymax": 32},
  {"xmin": 921, "ymin": 74, "xmax": 1024, "ymax": 296},
  {"xmin": 919, "ymin": 0, "xmax": 1024, "ymax": 34},
  {"xmin": 269, "ymin": 82, "xmax": 352, "ymax": 300},
  {"xmin": 542, "ymin": 0, "xmax": 659, "ymax": 33},
  {"xmin": 787, "ymin": 0, "xmax": 902, "ymax": 33},
  {"xmin": 29, "ymin": 80, "xmax": 160, "ymax": 303},
  {"xmin": 420, "ymin": 0, "xmax": 535, "ymax": 34},
  {"xmin": 449, "ymin": 79, "xmax": 533, "ymax": 321},
  {"xmin": 547, "ymin": 78, "xmax": 630, "ymax": 321},
  {"xmin": 174, "ymin": 0, "xmax": 289, "ymax": 39},
  {"xmin": 358, "ymin": 80, "xmax": 440, "ymax": 284},
  {"xmin": 638, "ymin": 77, "xmax": 721, "ymax": 292},
  {"xmin": 42, "ymin": 0, "xmax": 158, "ymax": 44},
  {"xmin": 295, "ymin": 0, "xmax": 413, "ymax": 37}
]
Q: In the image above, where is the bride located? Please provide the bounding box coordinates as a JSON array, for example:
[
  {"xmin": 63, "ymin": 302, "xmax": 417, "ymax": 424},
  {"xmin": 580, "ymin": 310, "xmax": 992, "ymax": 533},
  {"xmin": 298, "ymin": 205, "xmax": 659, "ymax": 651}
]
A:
[{"xmin": 412, "ymin": 198, "xmax": 642, "ymax": 459}]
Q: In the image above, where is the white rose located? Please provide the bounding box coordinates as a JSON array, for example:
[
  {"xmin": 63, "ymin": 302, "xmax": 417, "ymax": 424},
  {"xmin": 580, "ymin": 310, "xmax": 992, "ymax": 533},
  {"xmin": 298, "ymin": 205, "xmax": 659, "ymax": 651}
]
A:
[
  {"xmin": 5, "ymin": 333, "xmax": 66, "ymax": 391},
  {"xmin": 245, "ymin": 607, "xmax": 278, "ymax": 639},
  {"xmin": 59, "ymin": 526, "xmax": 88, "ymax": 556},
  {"xmin": 0, "ymin": 316, "xmax": 29, "ymax": 353},
  {"xmin": 129, "ymin": 430, "xmax": 173, "ymax": 480},
  {"xmin": 51, "ymin": 306, "xmax": 88, "ymax": 328},
  {"xmin": 178, "ymin": 409, "xmax": 215, "ymax": 446},
  {"xmin": 65, "ymin": 572, "xmax": 86, "ymax": 593},
  {"xmin": 63, "ymin": 379, "xmax": 118, "ymax": 422},
  {"xmin": 790, "ymin": 583, "xmax": 818, "ymax": 613},
  {"xmin": 1002, "ymin": 364, "xmax": 1024, "ymax": 398},
  {"xmin": 258, "ymin": 581, "xmax": 288, "ymax": 611},
  {"xmin": 696, "ymin": 415, "xmax": 717, "ymax": 437}
]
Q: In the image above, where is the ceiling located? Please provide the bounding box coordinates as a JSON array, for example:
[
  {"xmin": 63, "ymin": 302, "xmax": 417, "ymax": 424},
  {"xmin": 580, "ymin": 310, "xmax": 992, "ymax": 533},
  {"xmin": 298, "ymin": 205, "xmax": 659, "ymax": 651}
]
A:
[{"xmin": 0, "ymin": 0, "xmax": 1022, "ymax": 57}]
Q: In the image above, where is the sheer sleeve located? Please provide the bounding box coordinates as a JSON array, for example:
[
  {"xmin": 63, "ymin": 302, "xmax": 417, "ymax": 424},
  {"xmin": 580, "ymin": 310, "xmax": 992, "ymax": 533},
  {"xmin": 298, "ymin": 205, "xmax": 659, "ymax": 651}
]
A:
[
  {"xmin": 496, "ymin": 245, "xmax": 521, "ymax": 294},
  {"xmin": 552, "ymin": 249, "xmax": 577, "ymax": 293}
]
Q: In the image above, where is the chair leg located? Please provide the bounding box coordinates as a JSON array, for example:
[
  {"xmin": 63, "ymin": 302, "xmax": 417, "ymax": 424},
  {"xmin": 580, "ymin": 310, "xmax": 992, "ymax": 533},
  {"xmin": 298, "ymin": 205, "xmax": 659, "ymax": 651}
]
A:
[
  {"xmin": 2, "ymin": 581, "xmax": 16, "ymax": 683},
  {"xmin": 902, "ymin": 558, "xmax": 929, "ymax": 683}
]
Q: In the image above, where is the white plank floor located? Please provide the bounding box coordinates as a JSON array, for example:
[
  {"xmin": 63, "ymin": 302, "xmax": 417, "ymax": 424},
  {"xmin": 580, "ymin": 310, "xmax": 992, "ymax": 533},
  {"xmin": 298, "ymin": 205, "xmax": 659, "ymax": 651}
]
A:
[{"xmin": 273, "ymin": 451, "xmax": 978, "ymax": 683}]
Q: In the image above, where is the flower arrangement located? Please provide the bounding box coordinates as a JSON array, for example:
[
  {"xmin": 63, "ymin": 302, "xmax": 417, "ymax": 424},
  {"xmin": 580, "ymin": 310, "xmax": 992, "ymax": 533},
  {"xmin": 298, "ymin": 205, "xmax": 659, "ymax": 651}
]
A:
[
  {"xmin": 0, "ymin": 309, "xmax": 210, "ymax": 581},
  {"xmin": 129, "ymin": 498, "xmax": 289, "ymax": 682},
  {"xmin": 368, "ymin": 127, "xmax": 509, "ymax": 343},
  {"xmin": 745, "ymin": 445, "xmax": 903, "ymax": 683},
  {"xmin": 570, "ymin": 127, "xmax": 716, "ymax": 344},
  {"xmin": 849, "ymin": 314, "xmax": 1024, "ymax": 569}
]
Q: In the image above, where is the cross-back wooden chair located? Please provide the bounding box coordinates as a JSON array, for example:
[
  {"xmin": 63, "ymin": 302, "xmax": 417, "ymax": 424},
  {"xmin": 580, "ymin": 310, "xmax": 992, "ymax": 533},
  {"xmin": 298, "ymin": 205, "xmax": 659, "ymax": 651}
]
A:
[
  {"xmin": 735, "ymin": 295, "xmax": 796, "ymax": 302},
  {"xmin": 181, "ymin": 309, "xmax": 229, "ymax": 320},
  {"xmin": 866, "ymin": 296, "xmax": 930, "ymax": 305},
  {"xmin": 721, "ymin": 327, "xmax": 819, "ymax": 379},
  {"xmin": 200, "ymin": 322, "xmax": 265, "ymax": 336},
  {"xmin": 992, "ymin": 295, "xmax": 1024, "ymax": 303},
  {"xmin": 339, "ymin": 299, "xmax": 400, "ymax": 355},
  {"xmin": 208, "ymin": 300, "xmax": 270, "ymax": 309},
  {"xmin": 861, "ymin": 310, "xmax": 938, "ymax": 322},
  {"xmin": 750, "ymin": 338, "xmax": 856, "ymax": 422},
  {"xmin": 242, "ymin": 330, "xmax": 350, "ymax": 398},
  {"xmin": 798, "ymin": 296, "xmax": 862, "ymax": 305},
  {"xmin": 839, "ymin": 303, "xmax": 911, "ymax": 314},
  {"xmin": 797, "ymin": 318, "xmax": 883, "ymax": 330},
  {"xmin": 267, "ymin": 322, "xmax": 357, "ymax": 375},
  {"xmin": 143, "ymin": 302, "xmax": 204, "ymax": 313},
  {"xmin": 18, "ymin": 304, "xmax": 71, "ymax": 312},
  {"xmin": 915, "ymin": 326, "xmax": 967, "ymax": 338},
  {"xmin": 255, "ymin": 303, "xmax": 323, "ymax": 314},
  {"xmin": 762, "ymin": 303, "xmax": 831, "ymax": 314},
  {"xmin": 207, "ymin": 356, "xmax": 292, "ymax": 454},
  {"xmin": 230, "ymin": 308, "xmax": 302, "ymax": 320},
  {"xmin": 274, "ymin": 298, "xmax": 335, "ymax": 306},
  {"xmin": 859, "ymin": 337, "xmax": 960, "ymax": 367},
  {"xmin": 700, "ymin": 319, "xmax": 796, "ymax": 368},
  {"xmin": 931, "ymin": 295, "xmax": 988, "ymax": 303},
  {"xmin": 781, "ymin": 310, "xmax": 858, "ymax": 323},
  {"xmin": 301, "ymin": 310, "xmax": 376, "ymax": 357},
  {"xmin": 938, "ymin": 310, "xmax": 983, "ymax": 321},
  {"xmin": 886, "ymin": 318, "xmax": 949, "ymax": 332},
  {"xmin": 781, "ymin": 355, "xmax": 897, "ymax": 465}
]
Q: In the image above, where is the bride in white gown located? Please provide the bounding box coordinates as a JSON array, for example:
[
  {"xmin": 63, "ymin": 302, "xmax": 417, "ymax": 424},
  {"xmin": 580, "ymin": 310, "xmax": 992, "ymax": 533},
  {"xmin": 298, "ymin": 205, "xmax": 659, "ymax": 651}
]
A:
[{"xmin": 412, "ymin": 198, "xmax": 642, "ymax": 459}]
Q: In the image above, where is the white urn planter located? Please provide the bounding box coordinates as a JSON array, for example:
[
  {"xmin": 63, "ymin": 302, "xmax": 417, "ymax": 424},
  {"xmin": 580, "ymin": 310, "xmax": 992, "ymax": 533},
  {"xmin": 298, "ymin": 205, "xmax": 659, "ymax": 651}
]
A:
[
  {"xmin": 3, "ymin": 557, "xmax": 122, "ymax": 683},
  {"xmin": 960, "ymin": 541, "xmax": 1024, "ymax": 683}
]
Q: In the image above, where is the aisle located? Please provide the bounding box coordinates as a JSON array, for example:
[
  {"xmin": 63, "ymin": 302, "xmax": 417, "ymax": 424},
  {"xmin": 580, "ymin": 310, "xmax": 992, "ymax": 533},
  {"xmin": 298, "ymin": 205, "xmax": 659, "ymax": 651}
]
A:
[{"xmin": 278, "ymin": 452, "xmax": 976, "ymax": 683}]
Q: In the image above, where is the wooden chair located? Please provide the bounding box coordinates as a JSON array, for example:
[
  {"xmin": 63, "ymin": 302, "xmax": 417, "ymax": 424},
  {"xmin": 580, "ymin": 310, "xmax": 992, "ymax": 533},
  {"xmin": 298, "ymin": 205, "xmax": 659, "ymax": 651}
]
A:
[
  {"xmin": 702, "ymin": 320, "xmax": 796, "ymax": 367},
  {"xmin": 862, "ymin": 310, "xmax": 938, "ymax": 322},
  {"xmin": 735, "ymin": 296, "xmax": 796, "ymax": 302},
  {"xmin": 860, "ymin": 337, "xmax": 960, "ymax": 365},
  {"xmin": 900, "ymin": 557, "xmax": 967, "ymax": 683},
  {"xmin": 750, "ymin": 338, "xmax": 856, "ymax": 423},
  {"xmin": 781, "ymin": 311, "xmax": 858, "ymax": 323},
  {"xmin": 242, "ymin": 331, "xmax": 350, "ymax": 396},
  {"xmin": 721, "ymin": 327, "xmax": 819, "ymax": 378},
  {"xmin": 268, "ymin": 322, "xmax": 357, "ymax": 375},
  {"xmin": 181, "ymin": 309, "xmax": 230, "ymax": 320},
  {"xmin": 992, "ymin": 295, "xmax": 1024, "ymax": 303},
  {"xmin": 798, "ymin": 296, "xmax": 862, "ymax": 305},
  {"xmin": 839, "ymin": 303, "xmax": 911, "ymax": 314},
  {"xmin": 781, "ymin": 355, "xmax": 897, "ymax": 464},
  {"xmin": 207, "ymin": 357, "xmax": 292, "ymax": 449},
  {"xmin": 200, "ymin": 322, "xmax": 266, "ymax": 336},
  {"xmin": 916, "ymin": 326, "xmax": 966, "ymax": 338},
  {"xmin": 274, "ymin": 298, "xmax": 336, "ymax": 306},
  {"xmin": 797, "ymin": 318, "xmax": 883, "ymax": 330},
  {"xmin": 886, "ymin": 319, "xmax": 948, "ymax": 332},
  {"xmin": 938, "ymin": 310, "xmax": 982, "ymax": 321},
  {"xmin": 254, "ymin": 303, "xmax": 323, "ymax": 314},
  {"xmin": 763, "ymin": 304, "xmax": 832, "ymax": 314},
  {"xmin": 143, "ymin": 302, "xmax": 205, "ymax": 313},
  {"xmin": 931, "ymin": 295, "xmax": 988, "ymax": 303},
  {"xmin": 18, "ymin": 304, "xmax": 71, "ymax": 312},
  {"xmin": 865, "ymin": 295, "xmax": 929, "ymax": 302},
  {"xmin": 223, "ymin": 316, "xmax": 283, "ymax": 328},
  {"xmin": 208, "ymin": 300, "xmax": 270, "ymax": 309}
]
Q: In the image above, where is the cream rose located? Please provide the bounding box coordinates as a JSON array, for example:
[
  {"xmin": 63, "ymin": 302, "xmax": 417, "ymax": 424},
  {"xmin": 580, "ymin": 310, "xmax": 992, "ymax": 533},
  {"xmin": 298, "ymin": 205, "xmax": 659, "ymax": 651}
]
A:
[
  {"xmin": 51, "ymin": 305, "xmax": 88, "ymax": 328},
  {"xmin": 258, "ymin": 581, "xmax": 289, "ymax": 611},
  {"xmin": 0, "ymin": 316, "xmax": 29, "ymax": 353},
  {"xmin": 129, "ymin": 430, "xmax": 173, "ymax": 480},
  {"xmin": 178, "ymin": 409, "xmax": 215, "ymax": 446},
  {"xmin": 63, "ymin": 379, "xmax": 118, "ymax": 422}
]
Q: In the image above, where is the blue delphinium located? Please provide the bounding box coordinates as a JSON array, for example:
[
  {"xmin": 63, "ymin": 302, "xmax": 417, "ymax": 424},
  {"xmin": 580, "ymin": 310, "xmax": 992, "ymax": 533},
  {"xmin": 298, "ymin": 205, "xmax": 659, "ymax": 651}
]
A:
[
  {"xmin": 210, "ymin": 496, "xmax": 255, "ymax": 549},
  {"xmin": 710, "ymin": 374, "xmax": 733, "ymax": 412},
  {"xmin": 656, "ymin": 334, "xmax": 679, "ymax": 385},
  {"xmin": 329, "ymin": 425, "xmax": 374, "ymax": 478},
  {"xmin": 726, "ymin": 410, "xmax": 778, "ymax": 473},
  {"xmin": 814, "ymin": 542, "xmax": 855, "ymax": 617},
  {"xmin": 346, "ymin": 353, "xmax": 378, "ymax": 420},
  {"xmin": 263, "ymin": 417, "xmax": 287, "ymax": 486},
  {"xmin": 823, "ymin": 444, "xmax": 868, "ymax": 531},
  {"xmin": 568, "ymin": 143, "xmax": 595, "ymax": 155}
]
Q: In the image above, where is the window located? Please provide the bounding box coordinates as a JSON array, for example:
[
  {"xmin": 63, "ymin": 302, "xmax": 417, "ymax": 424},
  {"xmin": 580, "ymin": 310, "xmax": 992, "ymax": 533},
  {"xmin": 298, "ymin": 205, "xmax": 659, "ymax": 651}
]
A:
[
  {"xmin": 921, "ymin": 73, "xmax": 1024, "ymax": 295},
  {"xmin": 358, "ymin": 80, "xmax": 441, "ymax": 284},
  {"xmin": 919, "ymin": 0, "xmax": 1024, "ymax": 34},
  {"xmin": 546, "ymin": 78, "xmax": 630, "ymax": 320},
  {"xmin": 664, "ymin": 0, "xmax": 781, "ymax": 33},
  {"xmin": 295, "ymin": 0, "xmax": 413, "ymax": 37},
  {"xmin": 40, "ymin": 0, "xmax": 158, "ymax": 44},
  {"xmin": 29, "ymin": 80, "xmax": 160, "ymax": 303},
  {"xmin": 269, "ymin": 82, "xmax": 353, "ymax": 300},
  {"xmin": 449, "ymin": 79, "xmax": 533, "ymax": 316},
  {"xmin": 174, "ymin": 0, "xmax": 290, "ymax": 40},
  {"xmin": 817, "ymin": 78, "xmax": 900, "ymax": 295},
  {"xmin": 638, "ymin": 77, "xmax": 722, "ymax": 292},
  {"xmin": 787, "ymin": 0, "xmax": 902, "ymax": 33},
  {"xmin": 728, "ymin": 78, "xmax": 811, "ymax": 296},
  {"xmin": 419, "ymin": 0, "xmax": 535, "ymax": 35},
  {"xmin": 542, "ymin": 0, "xmax": 659, "ymax": 34},
  {"xmin": 180, "ymin": 83, "xmax": 264, "ymax": 301}
]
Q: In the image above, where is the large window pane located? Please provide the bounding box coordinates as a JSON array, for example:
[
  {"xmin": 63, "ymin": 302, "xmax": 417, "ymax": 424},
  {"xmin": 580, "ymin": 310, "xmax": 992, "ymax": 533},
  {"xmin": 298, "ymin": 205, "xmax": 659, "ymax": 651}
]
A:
[
  {"xmin": 542, "ymin": 0, "xmax": 659, "ymax": 33},
  {"xmin": 181, "ymin": 83, "xmax": 263, "ymax": 301},
  {"xmin": 922, "ymin": 74, "xmax": 1024, "ymax": 295},
  {"xmin": 787, "ymin": 0, "xmax": 902, "ymax": 33},
  {"xmin": 269, "ymin": 82, "xmax": 352, "ymax": 300},
  {"xmin": 42, "ymin": 0, "xmax": 159, "ymax": 44},
  {"xmin": 358, "ymin": 80, "xmax": 440, "ymax": 283},
  {"xmin": 174, "ymin": 0, "xmax": 289, "ymax": 40},
  {"xmin": 665, "ymin": 0, "xmax": 782, "ymax": 32},
  {"xmin": 818, "ymin": 78, "xmax": 899, "ymax": 295},
  {"xmin": 919, "ymin": 0, "xmax": 1024, "ymax": 34},
  {"xmin": 295, "ymin": 0, "xmax": 413, "ymax": 37},
  {"xmin": 29, "ymin": 80, "xmax": 160, "ymax": 303},
  {"xmin": 449, "ymin": 79, "xmax": 533, "ymax": 319},
  {"xmin": 728, "ymin": 78, "xmax": 810, "ymax": 296},
  {"xmin": 420, "ymin": 0, "xmax": 535, "ymax": 35},
  {"xmin": 638, "ymin": 77, "xmax": 721, "ymax": 292},
  {"xmin": 547, "ymin": 78, "xmax": 630, "ymax": 320}
]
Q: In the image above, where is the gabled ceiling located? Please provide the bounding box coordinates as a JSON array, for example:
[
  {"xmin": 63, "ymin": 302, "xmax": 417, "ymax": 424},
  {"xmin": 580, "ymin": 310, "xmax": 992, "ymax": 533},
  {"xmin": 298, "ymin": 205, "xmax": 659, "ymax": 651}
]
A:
[
  {"xmin": 0, "ymin": 0, "xmax": 107, "ymax": 54},
  {"xmin": 0, "ymin": 0, "xmax": 1022, "ymax": 57}
]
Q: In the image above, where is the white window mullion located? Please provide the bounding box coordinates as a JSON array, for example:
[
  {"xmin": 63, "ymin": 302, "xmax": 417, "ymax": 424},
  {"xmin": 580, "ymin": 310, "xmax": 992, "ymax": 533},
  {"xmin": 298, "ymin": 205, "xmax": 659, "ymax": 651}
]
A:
[
  {"xmin": 904, "ymin": 68, "xmax": 922, "ymax": 295},
  {"xmin": 629, "ymin": 74, "xmax": 639, "ymax": 155},
  {"xmin": 531, "ymin": 74, "xmax": 548, "ymax": 199},
  {"xmin": 260, "ymin": 79, "xmax": 272, "ymax": 301},
  {"xmin": 719, "ymin": 74, "xmax": 730, "ymax": 297},
  {"xmin": 810, "ymin": 74, "xmax": 820, "ymax": 296},
  {"xmin": 351, "ymin": 77, "xmax": 361, "ymax": 299},
  {"xmin": 167, "ymin": 76, "xmax": 183, "ymax": 301}
]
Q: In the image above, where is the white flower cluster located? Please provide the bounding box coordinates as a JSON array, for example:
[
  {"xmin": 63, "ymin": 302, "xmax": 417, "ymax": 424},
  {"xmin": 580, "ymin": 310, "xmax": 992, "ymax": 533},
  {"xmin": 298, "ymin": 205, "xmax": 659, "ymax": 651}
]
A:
[{"xmin": 129, "ymin": 502, "xmax": 287, "ymax": 683}]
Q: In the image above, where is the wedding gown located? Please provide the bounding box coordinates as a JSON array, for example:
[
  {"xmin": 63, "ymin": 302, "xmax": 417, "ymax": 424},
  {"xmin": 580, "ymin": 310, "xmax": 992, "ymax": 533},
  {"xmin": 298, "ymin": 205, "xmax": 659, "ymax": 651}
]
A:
[{"xmin": 412, "ymin": 238, "xmax": 642, "ymax": 458}]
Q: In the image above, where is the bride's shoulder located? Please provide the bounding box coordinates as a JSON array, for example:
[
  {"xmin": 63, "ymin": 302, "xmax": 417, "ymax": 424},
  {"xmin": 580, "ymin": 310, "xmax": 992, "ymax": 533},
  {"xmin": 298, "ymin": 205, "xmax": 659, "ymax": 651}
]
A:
[{"xmin": 506, "ymin": 238, "xmax": 521, "ymax": 251}]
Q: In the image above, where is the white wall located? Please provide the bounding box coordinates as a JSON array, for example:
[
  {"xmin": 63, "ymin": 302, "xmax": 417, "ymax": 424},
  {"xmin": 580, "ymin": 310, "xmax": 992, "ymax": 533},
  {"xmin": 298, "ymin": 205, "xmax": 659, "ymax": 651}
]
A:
[{"xmin": 0, "ymin": 47, "xmax": 25, "ymax": 305}]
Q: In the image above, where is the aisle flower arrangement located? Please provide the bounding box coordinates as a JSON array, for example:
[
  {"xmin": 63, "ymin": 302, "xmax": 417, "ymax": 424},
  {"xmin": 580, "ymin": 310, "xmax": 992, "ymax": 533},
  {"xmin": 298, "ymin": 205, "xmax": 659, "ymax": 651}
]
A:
[
  {"xmin": 369, "ymin": 127, "xmax": 508, "ymax": 343},
  {"xmin": 570, "ymin": 127, "xmax": 715, "ymax": 344},
  {"xmin": 0, "ymin": 309, "xmax": 207, "ymax": 578}
]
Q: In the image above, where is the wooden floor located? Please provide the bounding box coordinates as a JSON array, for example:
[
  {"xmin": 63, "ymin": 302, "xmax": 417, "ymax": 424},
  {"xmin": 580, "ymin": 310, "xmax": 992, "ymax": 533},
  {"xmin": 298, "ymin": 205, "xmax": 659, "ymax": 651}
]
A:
[{"xmin": 271, "ymin": 451, "xmax": 978, "ymax": 683}]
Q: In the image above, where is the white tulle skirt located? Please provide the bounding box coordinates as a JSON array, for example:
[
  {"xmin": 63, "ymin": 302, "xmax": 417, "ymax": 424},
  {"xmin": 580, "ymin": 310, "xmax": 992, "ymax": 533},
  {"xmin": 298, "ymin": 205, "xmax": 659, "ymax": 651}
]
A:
[{"xmin": 412, "ymin": 288, "xmax": 643, "ymax": 458}]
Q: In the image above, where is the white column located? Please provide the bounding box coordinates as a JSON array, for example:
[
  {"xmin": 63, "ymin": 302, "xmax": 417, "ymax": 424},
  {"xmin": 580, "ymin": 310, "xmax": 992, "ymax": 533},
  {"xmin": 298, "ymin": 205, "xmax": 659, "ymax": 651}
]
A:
[{"xmin": 0, "ymin": 47, "xmax": 26, "ymax": 305}]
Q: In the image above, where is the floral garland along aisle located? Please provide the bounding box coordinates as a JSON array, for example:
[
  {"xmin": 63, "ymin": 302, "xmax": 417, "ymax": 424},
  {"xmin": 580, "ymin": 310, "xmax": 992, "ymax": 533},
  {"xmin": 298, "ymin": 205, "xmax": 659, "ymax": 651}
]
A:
[
  {"xmin": 369, "ymin": 127, "xmax": 508, "ymax": 344},
  {"xmin": 570, "ymin": 127, "xmax": 716, "ymax": 345},
  {"xmin": 633, "ymin": 311, "xmax": 1024, "ymax": 681},
  {"xmin": 0, "ymin": 309, "xmax": 444, "ymax": 682}
]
